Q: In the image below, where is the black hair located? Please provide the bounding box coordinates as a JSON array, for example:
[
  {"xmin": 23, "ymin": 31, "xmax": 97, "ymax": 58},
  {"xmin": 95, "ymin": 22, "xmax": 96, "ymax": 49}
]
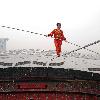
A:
[{"xmin": 56, "ymin": 23, "xmax": 61, "ymax": 26}]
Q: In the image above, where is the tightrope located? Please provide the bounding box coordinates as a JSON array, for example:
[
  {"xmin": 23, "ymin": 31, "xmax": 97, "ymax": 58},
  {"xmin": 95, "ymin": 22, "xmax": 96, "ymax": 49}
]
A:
[
  {"xmin": 1, "ymin": 25, "xmax": 100, "ymax": 56},
  {"xmin": 65, "ymin": 40, "xmax": 100, "ymax": 55},
  {"xmin": 1, "ymin": 25, "xmax": 100, "ymax": 68}
]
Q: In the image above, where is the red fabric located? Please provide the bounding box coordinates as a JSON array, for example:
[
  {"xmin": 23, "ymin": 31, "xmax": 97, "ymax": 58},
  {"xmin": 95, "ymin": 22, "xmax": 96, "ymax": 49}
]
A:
[
  {"xmin": 54, "ymin": 39, "xmax": 62, "ymax": 55},
  {"xmin": 49, "ymin": 29, "xmax": 66, "ymax": 40},
  {"xmin": 48, "ymin": 29, "xmax": 66, "ymax": 56}
]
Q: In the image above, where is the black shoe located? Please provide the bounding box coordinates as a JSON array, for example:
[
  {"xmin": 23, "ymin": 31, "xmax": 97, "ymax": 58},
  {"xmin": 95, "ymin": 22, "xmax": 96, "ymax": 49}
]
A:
[{"xmin": 57, "ymin": 54, "xmax": 60, "ymax": 57}]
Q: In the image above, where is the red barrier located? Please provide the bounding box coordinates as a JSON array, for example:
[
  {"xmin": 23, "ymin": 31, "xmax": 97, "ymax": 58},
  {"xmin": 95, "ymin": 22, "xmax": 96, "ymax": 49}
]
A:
[
  {"xmin": 0, "ymin": 93, "xmax": 98, "ymax": 100},
  {"xmin": 47, "ymin": 93, "xmax": 57, "ymax": 100},
  {"xmin": 66, "ymin": 95, "xmax": 73, "ymax": 100},
  {"xmin": 0, "ymin": 95, "xmax": 3, "ymax": 100},
  {"xmin": 30, "ymin": 93, "xmax": 38, "ymax": 100},
  {"xmin": 74, "ymin": 94, "xmax": 83, "ymax": 100},
  {"xmin": 39, "ymin": 93, "xmax": 46, "ymax": 100},
  {"xmin": 93, "ymin": 96, "xmax": 98, "ymax": 100},
  {"xmin": 18, "ymin": 83, "xmax": 47, "ymax": 89},
  {"xmin": 16, "ymin": 93, "xmax": 26, "ymax": 100},
  {"xmin": 57, "ymin": 94, "xmax": 66, "ymax": 100},
  {"xmin": 85, "ymin": 95, "xmax": 91, "ymax": 100},
  {"xmin": 7, "ymin": 94, "xmax": 16, "ymax": 100}
]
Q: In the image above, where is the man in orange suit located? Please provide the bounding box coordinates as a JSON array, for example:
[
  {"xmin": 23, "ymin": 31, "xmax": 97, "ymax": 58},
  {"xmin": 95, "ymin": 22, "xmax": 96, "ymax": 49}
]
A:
[{"xmin": 48, "ymin": 23, "xmax": 67, "ymax": 57}]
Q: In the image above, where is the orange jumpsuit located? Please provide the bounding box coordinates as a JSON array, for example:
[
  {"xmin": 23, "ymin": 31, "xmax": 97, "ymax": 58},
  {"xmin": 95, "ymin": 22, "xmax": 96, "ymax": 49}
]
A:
[{"xmin": 48, "ymin": 29, "xmax": 66, "ymax": 56}]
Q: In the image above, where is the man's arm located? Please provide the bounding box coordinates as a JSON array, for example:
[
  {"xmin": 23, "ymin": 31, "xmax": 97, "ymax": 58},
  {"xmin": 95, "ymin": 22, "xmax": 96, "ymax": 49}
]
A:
[
  {"xmin": 48, "ymin": 29, "xmax": 55, "ymax": 37},
  {"xmin": 61, "ymin": 31, "xmax": 67, "ymax": 41}
]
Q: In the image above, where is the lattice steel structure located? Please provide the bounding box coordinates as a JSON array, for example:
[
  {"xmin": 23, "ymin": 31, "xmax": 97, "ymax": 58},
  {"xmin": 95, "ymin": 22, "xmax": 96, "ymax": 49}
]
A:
[{"xmin": 0, "ymin": 67, "xmax": 100, "ymax": 100}]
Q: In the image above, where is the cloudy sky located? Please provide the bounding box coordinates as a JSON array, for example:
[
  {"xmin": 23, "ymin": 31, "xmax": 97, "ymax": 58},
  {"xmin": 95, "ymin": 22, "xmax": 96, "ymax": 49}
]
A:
[{"xmin": 0, "ymin": 0, "xmax": 100, "ymax": 51}]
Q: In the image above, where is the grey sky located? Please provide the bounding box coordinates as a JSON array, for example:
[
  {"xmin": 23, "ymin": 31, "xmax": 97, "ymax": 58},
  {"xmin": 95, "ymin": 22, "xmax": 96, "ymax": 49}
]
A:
[{"xmin": 0, "ymin": 0, "xmax": 100, "ymax": 52}]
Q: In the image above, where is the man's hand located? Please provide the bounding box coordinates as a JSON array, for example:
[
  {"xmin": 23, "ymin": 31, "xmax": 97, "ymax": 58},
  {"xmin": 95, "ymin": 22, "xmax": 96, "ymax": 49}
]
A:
[
  {"xmin": 48, "ymin": 34, "xmax": 51, "ymax": 37},
  {"xmin": 64, "ymin": 40, "xmax": 67, "ymax": 42},
  {"xmin": 63, "ymin": 38, "xmax": 67, "ymax": 42}
]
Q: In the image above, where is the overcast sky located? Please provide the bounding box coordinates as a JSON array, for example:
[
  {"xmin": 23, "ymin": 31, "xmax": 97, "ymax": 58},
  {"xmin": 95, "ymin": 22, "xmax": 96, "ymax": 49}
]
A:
[{"xmin": 0, "ymin": 0, "xmax": 100, "ymax": 51}]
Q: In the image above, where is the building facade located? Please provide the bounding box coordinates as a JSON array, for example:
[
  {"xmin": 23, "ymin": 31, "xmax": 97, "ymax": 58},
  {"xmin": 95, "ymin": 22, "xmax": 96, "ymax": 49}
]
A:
[{"xmin": 0, "ymin": 38, "xmax": 8, "ymax": 52}]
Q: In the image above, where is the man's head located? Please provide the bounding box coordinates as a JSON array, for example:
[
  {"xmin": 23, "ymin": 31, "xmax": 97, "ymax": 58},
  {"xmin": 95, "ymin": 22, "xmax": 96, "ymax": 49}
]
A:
[{"xmin": 57, "ymin": 23, "xmax": 61, "ymax": 29}]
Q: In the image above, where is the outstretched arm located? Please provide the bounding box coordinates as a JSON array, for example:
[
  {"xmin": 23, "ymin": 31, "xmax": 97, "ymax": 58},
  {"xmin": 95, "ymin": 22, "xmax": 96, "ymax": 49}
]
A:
[{"xmin": 48, "ymin": 29, "xmax": 55, "ymax": 37}]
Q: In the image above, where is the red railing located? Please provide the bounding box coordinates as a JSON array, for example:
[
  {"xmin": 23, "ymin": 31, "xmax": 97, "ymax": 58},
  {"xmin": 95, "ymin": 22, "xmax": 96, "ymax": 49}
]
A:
[
  {"xmin": 17, "ymin": 83, "xmax": 47, "ymax": 89},
  {"xmin": 0, "ymin": 93, "xmax": 98, "ymax": 100}
]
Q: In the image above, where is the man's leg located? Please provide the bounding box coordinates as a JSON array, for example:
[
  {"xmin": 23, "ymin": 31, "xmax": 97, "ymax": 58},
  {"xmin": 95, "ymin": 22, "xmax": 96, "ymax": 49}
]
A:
[
  {"xmin": 54, "ymin": 39, "xmax": 59, "ymax": 56},
  {"xmin": 54, "ymin": 39, "xmax": 62, "ymax": 57},
  {"xmin": 57, "ymin": 44, "xmax": 61, "ymax": 57},
  {"xmin": 57, "ymin": 40, "xmax": 62, "ymax": 57}
]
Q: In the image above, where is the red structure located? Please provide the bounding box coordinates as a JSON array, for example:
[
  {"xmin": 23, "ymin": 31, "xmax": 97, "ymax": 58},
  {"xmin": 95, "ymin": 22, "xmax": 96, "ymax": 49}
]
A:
[{"xmin": 0, "ymin": 67, "xmax": 100, "ymax": 100}]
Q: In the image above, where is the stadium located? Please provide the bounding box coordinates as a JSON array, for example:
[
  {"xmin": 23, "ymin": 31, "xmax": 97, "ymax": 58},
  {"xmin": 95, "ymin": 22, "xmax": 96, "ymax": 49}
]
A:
[
  {"xmin": 0, "ymin": 67, "xmax": 100, "ymax": 99},
  {"xmin": 0, "ymin": 26, "xmax": 100, "ymax": 100}
]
